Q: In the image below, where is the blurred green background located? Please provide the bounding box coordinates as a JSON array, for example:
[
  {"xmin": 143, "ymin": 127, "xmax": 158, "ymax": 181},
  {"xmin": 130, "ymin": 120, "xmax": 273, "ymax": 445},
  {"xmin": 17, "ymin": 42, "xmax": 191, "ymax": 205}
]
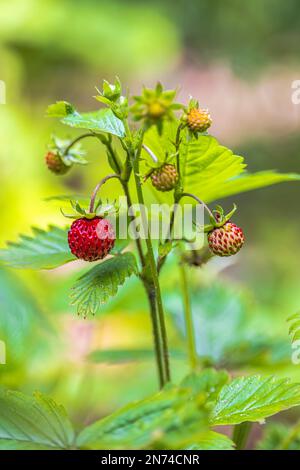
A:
[{"xmin": 1, "ymin": 0, "xmax": 300, "ymax": 441}]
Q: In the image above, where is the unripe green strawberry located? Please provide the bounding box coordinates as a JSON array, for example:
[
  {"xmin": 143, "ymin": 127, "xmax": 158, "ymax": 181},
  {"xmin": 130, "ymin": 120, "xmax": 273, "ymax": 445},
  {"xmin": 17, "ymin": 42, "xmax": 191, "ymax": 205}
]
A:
[
  {"xmin": 187, "ymin": 107, "xmax": 212, "ymax": 133},
  {"xmin": 150, "ymin": 164, "xmax": 178, "ymax": 192},
  {"xmin": 45, "ymin": 151, "xmax": 69, "ymax": 175},
  {"xmin": 208, "ymin": 222, "xmax": 244, "ymax": 257}
]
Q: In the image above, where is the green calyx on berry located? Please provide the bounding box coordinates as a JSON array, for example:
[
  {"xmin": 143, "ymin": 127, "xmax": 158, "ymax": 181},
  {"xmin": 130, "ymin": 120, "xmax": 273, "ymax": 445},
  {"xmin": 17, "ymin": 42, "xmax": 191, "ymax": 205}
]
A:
[
  {"xmin": 204, "ymin": 204, "xmax": 245, "ymax": 257},
  {"xmin": 61, "ymin": 198, "xmax": 119, "ymax": 221},
  {"xmin": 45, "ymin": 135, "xmax": 87, "ymax": 175},
  {"xmin": 203, "ymin": 204, "xmax": 237, "ymax": 233},
  {"xmin": 131, "ymin": 82, "xmax": 183, "ymax": 133}
]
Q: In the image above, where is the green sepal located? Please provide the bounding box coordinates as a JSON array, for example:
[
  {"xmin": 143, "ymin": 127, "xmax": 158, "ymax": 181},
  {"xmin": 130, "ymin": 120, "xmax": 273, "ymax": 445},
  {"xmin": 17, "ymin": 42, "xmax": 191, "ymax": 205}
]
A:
[
  {"xmin": 96, "ymin": 77, "xmax": 122, "ymax": 103},
  {"xmin": 46, "ymin": 101, "xmax": 74, "ymax": 118}
]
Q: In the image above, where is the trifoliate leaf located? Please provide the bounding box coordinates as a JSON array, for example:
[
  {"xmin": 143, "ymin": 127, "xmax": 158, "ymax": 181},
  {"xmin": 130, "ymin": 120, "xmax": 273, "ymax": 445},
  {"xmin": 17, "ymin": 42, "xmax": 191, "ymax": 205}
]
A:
[
  {"xmin": 0, "ymin": 226, "xmax": 75, "ymax": 269},
  {"xmin": 0, "ymin": 390, "xmax": 75, "ymax": 450},
  {"xmin": 70, "ymin": 252, "xmax": 138, "ymax": 317},
  {"xmin": 210, "ymin": 375, "xmax": 300, "ymax": 425}
]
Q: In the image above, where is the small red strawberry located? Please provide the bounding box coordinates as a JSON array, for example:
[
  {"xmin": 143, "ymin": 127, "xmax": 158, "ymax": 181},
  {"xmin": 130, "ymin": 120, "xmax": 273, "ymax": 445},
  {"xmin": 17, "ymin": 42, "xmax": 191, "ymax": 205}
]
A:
[
  {"xmin": 187, "ymin": 107, "xmax": 212, "ymax": 133},
  {"xmin": 207, "ymin": 222, "xmax": 244, "ymax": 257},
  {"xmin": 45, "ymin": 151, "xmax": 69, "ymax": 175},
  {"xmin": 150, "ymin": 163, "xmax": 178, "ymax": 192},
  {"xmin": 68, "ymin": 217, "xmax": 115, "ymax": 261}
]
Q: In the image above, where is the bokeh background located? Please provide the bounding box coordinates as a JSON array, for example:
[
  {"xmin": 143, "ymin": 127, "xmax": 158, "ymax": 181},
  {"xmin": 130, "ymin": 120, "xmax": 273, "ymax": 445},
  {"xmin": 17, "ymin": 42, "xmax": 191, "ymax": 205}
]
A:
[{"xmin": 1, "ymin": 0, "xmax": 300, "ymax": 445}]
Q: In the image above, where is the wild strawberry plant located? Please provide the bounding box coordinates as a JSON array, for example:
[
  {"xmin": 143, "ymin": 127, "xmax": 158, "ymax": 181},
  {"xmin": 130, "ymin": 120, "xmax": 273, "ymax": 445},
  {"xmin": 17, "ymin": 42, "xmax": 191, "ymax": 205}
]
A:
[{"xmin": 1, "ymin": 78, "xmax": 300, "ymax": 450}]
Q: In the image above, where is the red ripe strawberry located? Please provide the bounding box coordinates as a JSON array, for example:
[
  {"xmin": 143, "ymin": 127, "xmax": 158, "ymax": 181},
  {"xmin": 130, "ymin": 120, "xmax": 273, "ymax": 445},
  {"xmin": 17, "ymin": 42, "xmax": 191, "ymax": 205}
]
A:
[
  {"xmin": 68, "ymin": 217, "xmax": 115, "ymax": 261},
  {"xmin": 45, "ymin": 151, "xmax": 69, "ymax": 175},
  {"xmin": 207, "ymin": 222, "xmax": 244, "ymax": 257}
]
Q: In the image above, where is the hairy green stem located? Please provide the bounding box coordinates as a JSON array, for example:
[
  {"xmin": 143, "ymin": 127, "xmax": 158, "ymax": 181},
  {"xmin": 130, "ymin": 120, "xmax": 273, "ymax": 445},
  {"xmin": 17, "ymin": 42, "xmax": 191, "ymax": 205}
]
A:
[
  {"xmin": 96, "ymin": 136, "xmax": 165, "ymax": 386},
  {"xmin": 89, "ymin": 174, "xmax": 121, "ymax": 213},
  {"xmin": 132, "ymin": 146, "xmax": 171, "ymax": 384},
  {"xmin": 157, "ymin": 123, "xmax": 183, "ymax": 273},
  {"xmin": 233, "ymin": 422, "xmax": 252, "ymax": 450},
  {"xmin": 175, "ymin": 123, "xmax": 183, "ymax": 188},
  {"xmin": 145, "ymin": 287, "xmax": 165, "ymax": 388},
  {"xmin": 180, "ymin": 192, "xmax": 215, "ymax": 219},
  {"xmin": 179, "ymin": 261, "xmax": 197, "ymax": 371},
  {"xmin": 64, "ymin": 132, "xmax": 96, "ymax": 155}
]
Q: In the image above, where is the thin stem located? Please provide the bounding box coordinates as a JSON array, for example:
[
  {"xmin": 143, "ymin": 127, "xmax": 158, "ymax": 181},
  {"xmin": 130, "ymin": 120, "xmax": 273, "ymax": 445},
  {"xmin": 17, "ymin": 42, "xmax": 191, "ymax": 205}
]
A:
[
  {"xmin": 157, "ymin": 202, "xmax": 179, "ymax": 274},
  {"xmin": 180, "ymin": 192, "xmax": 215, "ymax": 220},
  {"xmin": 175, "ymin": 124, "xmax": 183, "ymax": 184},
  {"xmin": 120, "ymin": 181, "xmax": 145, "ymax": 267},
  {"xmin": 89, "ymin": 174, "xmax": 121, "ymax": 213},
  {"xmin": 132, "ymin": 145, "xmax": 171, "ymax": 384},
  {"xmin": 64, "ymin": 132, "xmax": 96, "ymax": 155},
  {"xmin": 145, "ymin": 287, "xmax": 165, "ymax": 388},
  {"xmin": 180, "ymin": 261, "xmax": 197, "ymax": 371},
  {"xmin": 142, "ymin": 144, "xmax": 158, "ymax": 163},
  {"xmin": 157, "ymin": 124, "xmax": 183, "ymax": 273},
  {"xmin": 105, "ymin": 137, "xmax": 123, "ymax": 174},
  {"xmin": 233, "ymin": 422, "xmax": 252, "ymax": 450}
]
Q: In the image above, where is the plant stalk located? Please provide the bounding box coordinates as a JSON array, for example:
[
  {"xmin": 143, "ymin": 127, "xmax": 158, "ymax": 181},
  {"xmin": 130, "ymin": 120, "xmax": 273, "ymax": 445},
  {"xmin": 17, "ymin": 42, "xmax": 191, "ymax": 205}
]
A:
[
  {"xmin": 89, "ymin": 174, "xmax": 121, "ymax": 213},
  {"xmin": 179, "ymin": 260, "xmax": 197, "ymax": 371},
  {"xmin": 132, "ymin": 147, "xmax": 171, "ymax": 383},
  {"xmin": 233, "ymin": 422, "xmax": 252, "ymax": 450},
  {"xmin": 64, "ymin": 132, "xmax": 96, "ymax": 155}
]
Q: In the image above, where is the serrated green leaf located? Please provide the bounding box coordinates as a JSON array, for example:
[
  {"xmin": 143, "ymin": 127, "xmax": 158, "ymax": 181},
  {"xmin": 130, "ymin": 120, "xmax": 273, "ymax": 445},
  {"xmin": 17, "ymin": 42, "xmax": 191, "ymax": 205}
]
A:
[
  {"xmin": 76, "ymin": 387, "xmax": 207, "ymax": 450},
  {"xmin": 202, "ymin": 171, "xmax": 300, "ymax": 203},
  {"xmin": 180, "ymin": 135, "xmax": 246, "ymax": 200},
  {"xmin": 186, "ymin": 431, "xmax": 235, "ymax": 450},
  {"xmin": 143, "ymin": 124, "xmax": 300, "ymax": 203},
  {"xmin": 0, "ymin": 390, "xmax": 75, "ymax": 450},
  {"xmin": 211, "ymin": 375, "xmax": 300, "ymax": 425},
  {"xmin": 61, "ymin": 108, "xmax": 125, "ymax": 137},
  {"xmin": 0, "ymin": 269, "xmax": 49, "ymax": 360},
  {"xmin": 0, "ymin": 226, "xmax": 75, "ymax": 269},
  {"xmin": 70, "ymin": 252, "xmax": 138, "ymax": 317},
  {"xmin": 181, "ymin": 368, "xmax": 229, "ymax": 402}
]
